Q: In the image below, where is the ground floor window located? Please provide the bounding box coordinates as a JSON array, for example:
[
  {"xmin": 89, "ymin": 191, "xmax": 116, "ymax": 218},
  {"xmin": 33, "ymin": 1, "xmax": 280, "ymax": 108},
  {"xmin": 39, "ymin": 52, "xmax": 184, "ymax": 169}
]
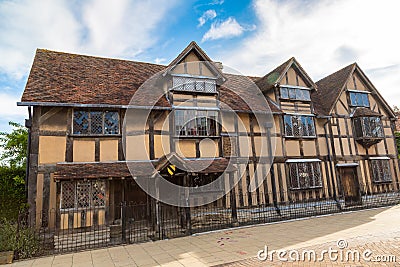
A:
[
  {"xmin": 61, "ymin": 180, "xmax": 106, "ymax": 210},
  {"xmin": 370, "ymin": 159, "xmax": 392, "ymax": 183},
  {"xmin": 287, "ymin": 160, "xmax": 322, "ymax": 189}
]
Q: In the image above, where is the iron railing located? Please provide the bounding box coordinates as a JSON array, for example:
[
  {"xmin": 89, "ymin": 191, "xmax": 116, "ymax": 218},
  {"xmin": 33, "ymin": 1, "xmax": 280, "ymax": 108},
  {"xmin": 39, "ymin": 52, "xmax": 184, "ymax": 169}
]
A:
[{"xmin": 9, "ymin": 182, "xmax": 400, "ymax": 259}]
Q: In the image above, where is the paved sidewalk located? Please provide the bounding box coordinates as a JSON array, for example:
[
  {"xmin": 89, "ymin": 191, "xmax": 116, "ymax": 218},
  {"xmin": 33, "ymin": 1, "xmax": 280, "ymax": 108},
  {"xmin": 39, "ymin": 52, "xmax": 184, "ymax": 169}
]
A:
[{"xmin": 9, "ymin": 205, "xmax": 400, "ymax": 267}]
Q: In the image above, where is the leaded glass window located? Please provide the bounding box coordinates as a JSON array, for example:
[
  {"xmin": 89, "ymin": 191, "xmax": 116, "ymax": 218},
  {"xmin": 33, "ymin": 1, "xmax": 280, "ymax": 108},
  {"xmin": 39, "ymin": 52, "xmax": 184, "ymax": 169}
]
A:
[
  {"xmin": 61, "ymin": 182, "xmax": 75, "ymax": 209},
  {"xmin": 172, "ymin": 76, "xmax": 217, "ymax": 93},
  {"xmin": 371, "ymin": 160, "xmax": 392, "ymax": 183},
  {"xmin": 175, "ymin": 109, "xmax": 219, "ymax": 137},
  {"xmin": 288, "ymin": 161, "xmax": 322, "ymax": 189},
  {"xmin": 284, "ymin": 114, "xmax": 316, "ymax": 137},
  {"xmin": 353, "ymin": 117, "xmax": 383, "ymax": 138},
  {"xmin": 349, "ymin": 92, "xmax": 370, "ymax": 107},
  {"xmin": 60, "ymin": 180, "xmax": 106, "ymax": 210},
  {"xmin": 280, "ymin": 87, "xmax": 310, "ymax": 101},
  {"xmin": 73, "ymin": 110, "xmax": 119, "ymax": 135}
]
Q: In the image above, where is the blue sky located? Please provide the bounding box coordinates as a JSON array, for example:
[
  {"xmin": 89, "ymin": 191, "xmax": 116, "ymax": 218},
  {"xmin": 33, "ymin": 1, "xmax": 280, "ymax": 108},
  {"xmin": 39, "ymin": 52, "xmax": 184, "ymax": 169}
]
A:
[{"xmin": 1, "ymin": 0, "xmax": 400, "ymax": 133}]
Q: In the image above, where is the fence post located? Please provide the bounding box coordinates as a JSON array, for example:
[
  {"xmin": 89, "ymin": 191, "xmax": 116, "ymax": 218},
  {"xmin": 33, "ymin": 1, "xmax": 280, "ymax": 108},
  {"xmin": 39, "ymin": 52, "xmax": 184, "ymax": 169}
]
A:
[
  {"xmin": 229, "ymin": 172, "xmax": 238, "ymax": 226},
  {"xmin": 121, "ymin": 201, "xmax": 126, "ymax": 242},
  {"xmin": 184, "ymin": 174, "xmax": 192, "ymax": 235}
]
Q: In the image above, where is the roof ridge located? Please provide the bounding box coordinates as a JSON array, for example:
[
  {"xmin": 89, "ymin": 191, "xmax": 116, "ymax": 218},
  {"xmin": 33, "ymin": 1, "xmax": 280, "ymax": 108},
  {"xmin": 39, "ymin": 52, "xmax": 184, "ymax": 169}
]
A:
[{"xmin": 36, "ymin": 48, "xmax": 168, "ymax": 67}]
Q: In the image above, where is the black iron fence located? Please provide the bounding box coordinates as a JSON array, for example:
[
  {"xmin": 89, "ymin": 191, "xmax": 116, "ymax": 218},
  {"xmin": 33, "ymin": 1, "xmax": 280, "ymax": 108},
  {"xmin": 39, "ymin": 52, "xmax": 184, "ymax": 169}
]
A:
[{"xmin": 9, "ymin": 182, "xmax": 400, "ymax": 259}]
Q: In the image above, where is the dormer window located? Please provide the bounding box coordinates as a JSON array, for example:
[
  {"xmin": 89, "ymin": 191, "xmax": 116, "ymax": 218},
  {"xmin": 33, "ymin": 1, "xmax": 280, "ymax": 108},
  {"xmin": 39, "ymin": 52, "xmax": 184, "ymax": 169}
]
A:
[
  {"xmin": 172, "ymin": 75, "xmax": 217, "ymax": 94},
  {"xmin": 280, "ymin": 86, "xmax": 310, "ymax": 101},
  {"xmin": 349, "ymin": 91, "xmax": 370, "ymax": 107}
]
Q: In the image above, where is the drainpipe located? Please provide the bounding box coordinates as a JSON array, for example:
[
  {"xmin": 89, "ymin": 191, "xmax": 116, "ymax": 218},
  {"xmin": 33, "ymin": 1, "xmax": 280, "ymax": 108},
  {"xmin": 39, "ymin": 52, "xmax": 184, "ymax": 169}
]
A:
[
  {"xmin": 322, "ymin": 116, "xmax": 341, "ymax": 210},
  {"xmin": 24, "ymin": 106, "xmax": 32, "ymax": 202}
]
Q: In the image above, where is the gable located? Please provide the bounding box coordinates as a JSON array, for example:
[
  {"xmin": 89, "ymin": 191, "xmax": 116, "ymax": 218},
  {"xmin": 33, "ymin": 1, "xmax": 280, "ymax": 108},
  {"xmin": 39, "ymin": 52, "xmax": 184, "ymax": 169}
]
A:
[
  {"xmin": 347, "ymin": 72, "xmax": 369, "ymax": 92},
  {"xmin": 165, "ymin": 41, "xmax": 225, "ymax": 84},
  {"xmin": 280, "ymin": 65, "xmax": 310, "ymax": 88},
  {"xmin": 256, "ymin": 57, "xmax": 317, "ymax": 93},
  {"xmin": 171, "ymin": 51, "xmax": 216, "ymax": 77},
  {"xmin": 321, "ymin": 64, "xmax": 395, "ymax": 118}
]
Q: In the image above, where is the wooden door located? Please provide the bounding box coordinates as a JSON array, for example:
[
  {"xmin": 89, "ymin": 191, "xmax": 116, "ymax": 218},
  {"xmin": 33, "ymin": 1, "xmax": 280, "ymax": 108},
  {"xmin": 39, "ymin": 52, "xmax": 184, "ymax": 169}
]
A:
[{"xmin": 341, "ymin": 167, "xmax": 361, "ymax": 206}]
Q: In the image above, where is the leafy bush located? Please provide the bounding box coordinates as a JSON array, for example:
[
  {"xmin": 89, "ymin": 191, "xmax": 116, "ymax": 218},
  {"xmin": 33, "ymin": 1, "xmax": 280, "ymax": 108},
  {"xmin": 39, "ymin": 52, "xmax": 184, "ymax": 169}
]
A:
[
  {"xmin": 0, "ymin": 122, "xmax": 28, "ymax": 221},
  {"xmin": 0, "ymin": 219, "xmax": 40, "ymax": 259},
  {"xmin": 0, "ymin": 166, "xmax": 26, "ymax": 220}
]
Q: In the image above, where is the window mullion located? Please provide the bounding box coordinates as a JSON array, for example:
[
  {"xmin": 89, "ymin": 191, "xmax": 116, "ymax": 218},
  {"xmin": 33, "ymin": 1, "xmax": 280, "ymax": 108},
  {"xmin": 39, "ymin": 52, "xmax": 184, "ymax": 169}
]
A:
[
  {"xmin": 296, "ymin": 163, "xmax": 300, "ymax": 189},
  {"xmin": 102, "ymin": 112, "xmax": 105, "ymax": 135}
]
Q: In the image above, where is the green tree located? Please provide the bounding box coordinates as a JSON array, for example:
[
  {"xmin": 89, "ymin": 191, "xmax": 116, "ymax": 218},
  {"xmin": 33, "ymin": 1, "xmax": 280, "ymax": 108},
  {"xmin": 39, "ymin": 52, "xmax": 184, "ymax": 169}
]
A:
[
  {"xmin": 0, "ymin": 122, "xmax": 28, "ymax": 220},
  {"xmin": 0, "ymin": 122, "xmax": 28, "ymax": 168}
]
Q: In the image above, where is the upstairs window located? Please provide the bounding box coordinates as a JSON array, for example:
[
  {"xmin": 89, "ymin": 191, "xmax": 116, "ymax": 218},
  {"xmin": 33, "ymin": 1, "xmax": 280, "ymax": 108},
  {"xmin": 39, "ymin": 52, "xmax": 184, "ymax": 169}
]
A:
[
  {"xmin": 353, "ymin": 117, "xmax": 383, "ymax": 138},
  {"xmin": 175, "ymin": 109, "xmax": 218, "ymax": 137},
  {"xmin": 280, "ymin": 87, "xmax": 311, "ymax": 101},
  {"xmin": 349, "ymin": 91, "xmax": 370, "ymax": 107},
  {"xmin": 287, "ymin": 160, "xmax": 322, "ymax": 190},
  {"xmin": 73, "ymin": 110, "xmax": 119, "ymax": 135},
  {"xmin": 370, "ymin": 159, "xmax": 392, "ymax": 183},
  {"xmin": 284, "ymin": 114, "xmax": 315, "ymax": 137},
  {"xmin": 172, "ymin": 76, "xmax": 217, "ymax": 94}
]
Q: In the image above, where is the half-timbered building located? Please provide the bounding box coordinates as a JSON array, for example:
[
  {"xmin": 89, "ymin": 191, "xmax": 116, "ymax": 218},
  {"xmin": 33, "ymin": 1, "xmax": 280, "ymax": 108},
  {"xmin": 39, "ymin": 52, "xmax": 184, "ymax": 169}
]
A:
[{"xmin": 18, "ymin": 42, "xmax": 399, "ymax": 243}]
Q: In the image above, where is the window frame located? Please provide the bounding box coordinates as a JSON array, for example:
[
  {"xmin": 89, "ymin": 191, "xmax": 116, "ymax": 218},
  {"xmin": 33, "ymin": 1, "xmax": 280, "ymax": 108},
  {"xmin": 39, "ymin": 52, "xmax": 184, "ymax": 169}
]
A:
[
  {"xmin": 370, "ymin": 158, "xmax": 392, "ymax": 183},
  {"xmin": 280, "ymin": 86, "xmax": 311, "ymax": 102},
  {"xmin": 174, "ymin": 108, "xmax": 219, "ymax": 137},
  {"xmin": 60, "ymin": 180, "xmax": 106, "ymax": 211},
  {"xmin": 348, "ymin": 91, "xmax": 370, "ymax": 107},
  {"xmin": 72, "ymin": 109, "xmax": 120, "ymax": 136},
  {"xmin": 171, "ymin": 75, "xmax": 217, "ymax": 94},
  {"xmin": 353, "ymin": 116, "xmax": 384, "ymax": 139},
  {"xmin": 284, "ymin": 113, "xmax": 316, "ymax": 138},
  {"xmin": 287, "ymin": 160, "xmax": 323, "ymax": 190}
]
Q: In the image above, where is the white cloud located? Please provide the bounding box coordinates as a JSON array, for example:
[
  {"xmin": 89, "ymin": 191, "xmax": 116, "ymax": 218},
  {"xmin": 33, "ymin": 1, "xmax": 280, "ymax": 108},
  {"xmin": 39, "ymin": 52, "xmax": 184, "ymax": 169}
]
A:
[
  {"xmin": 0, "ymin": 0, "xmax": 179, "ymax": 126},
  {"xmin": 154, "ymin": 58, "xmax": 167, "ymax": 64},
  {"xmin": 198, "ymin": 9, "xmax": 217, "ymax": 27},
  {"xmin": 220, "ymin": 0, "xmax": 400, "ymax": 106},
  {"xmin": 202, "ymin": 17, "xmax": 246, "ymax": 42},
  {"xmin": 0, "ymin": 93, "xmax": 26, "ymax": 120},
  {"xmin": 0, "ymin": 0, "xmax": 179, "ymax": 79},
  {"xmin": 210, "ymin": 0, "xmax": 224, "ymax": 5}
]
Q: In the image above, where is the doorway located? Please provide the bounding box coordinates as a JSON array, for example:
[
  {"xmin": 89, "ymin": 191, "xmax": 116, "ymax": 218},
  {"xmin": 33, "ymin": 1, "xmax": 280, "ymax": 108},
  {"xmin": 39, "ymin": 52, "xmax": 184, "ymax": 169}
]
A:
[{"xmin": 339, "ymin": 166, "xmax": 361, "ymax": 206}]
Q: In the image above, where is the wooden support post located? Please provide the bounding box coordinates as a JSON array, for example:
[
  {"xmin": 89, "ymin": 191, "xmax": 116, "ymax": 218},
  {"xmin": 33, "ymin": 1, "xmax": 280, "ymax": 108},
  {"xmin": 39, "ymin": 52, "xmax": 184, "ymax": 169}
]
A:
[
  {"xmin": 229, "ymin": 172, "xmax": 238, "ymax": 226},
  {"xmin": 28, "ymin": 106, "xmax": 40, "ymax": 225},
  {"xmin": 267, "ymin": 127, "xmax": 281, "ymax": 216}
]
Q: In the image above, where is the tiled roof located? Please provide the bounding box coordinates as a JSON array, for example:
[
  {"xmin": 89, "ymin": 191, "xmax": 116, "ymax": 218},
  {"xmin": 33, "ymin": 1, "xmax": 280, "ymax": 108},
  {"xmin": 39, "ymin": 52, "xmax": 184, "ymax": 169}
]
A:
[
  {"xmin": 351, "ymin": 107, "xmax": 383, "ymax": 117},
  {"xmin": 20, "ymin": 49, "xmax": 280, "ymax": 113},
  {"xmin": 54, "ymin": 161, "xmax": 151, "ymax": 180},
  {"xmin": 220, "ymin": 73, "xmax": 281, "ymax": 113},
  {"xmin": 255, "ymin": 57, "xmax": 293, "ymax": 92},
  {"xmin": 22, "ymin": 49, "xmax": 168, "ymax": 107},
  {"xmin": 54, "ymin": 157, "xmax": 236, "ymax": 180},
  {"xmin": 313, "ymin": 63, "xmax": 356, "ymax": 115}
]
